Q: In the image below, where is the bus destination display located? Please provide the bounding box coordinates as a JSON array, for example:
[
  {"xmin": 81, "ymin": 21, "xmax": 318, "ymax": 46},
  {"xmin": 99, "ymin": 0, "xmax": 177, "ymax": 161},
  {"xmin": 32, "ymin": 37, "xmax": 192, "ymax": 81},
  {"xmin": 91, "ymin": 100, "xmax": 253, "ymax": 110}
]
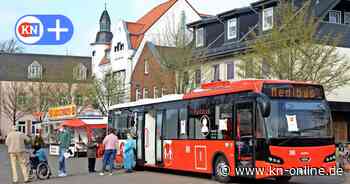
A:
[{"xmin": 263, "ymin": 84, "xmax": 324, "ymax": 99}]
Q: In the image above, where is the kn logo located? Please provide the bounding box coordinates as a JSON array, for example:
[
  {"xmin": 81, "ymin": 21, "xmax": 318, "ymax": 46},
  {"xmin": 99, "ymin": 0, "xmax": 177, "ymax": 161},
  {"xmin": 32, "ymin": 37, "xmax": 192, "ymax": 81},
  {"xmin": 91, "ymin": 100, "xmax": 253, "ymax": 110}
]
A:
[{"xmin": 15, "ymin": 15, "xmax": 73, "ymax": 45}]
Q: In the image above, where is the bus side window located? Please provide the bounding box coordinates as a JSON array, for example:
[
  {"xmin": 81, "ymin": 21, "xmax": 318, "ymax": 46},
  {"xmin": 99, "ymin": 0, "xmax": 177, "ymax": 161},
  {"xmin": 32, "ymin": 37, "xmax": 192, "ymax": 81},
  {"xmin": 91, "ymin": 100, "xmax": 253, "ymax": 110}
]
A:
[
  {"xmin": 215, "ymin": 104, "xmax": 233, "ymax": 140},
  {"xmin": 163, "ymin": 109, "xmax": 179, "ymax": 139},
  {"xmin": 188, "ymin": 118, "xmax": 195, "ymax": 139},
  {"xmin": 179, "ymin": 108, "xmax": 188, "ymax": 139}
]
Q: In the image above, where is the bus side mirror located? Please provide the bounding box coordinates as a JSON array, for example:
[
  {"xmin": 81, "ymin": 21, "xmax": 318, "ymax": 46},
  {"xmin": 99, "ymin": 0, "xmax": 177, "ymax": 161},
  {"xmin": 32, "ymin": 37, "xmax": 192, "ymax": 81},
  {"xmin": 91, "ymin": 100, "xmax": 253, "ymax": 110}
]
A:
[{"xmin": 257, "ymin": 94, "xmax": 271, "ymax": 118}]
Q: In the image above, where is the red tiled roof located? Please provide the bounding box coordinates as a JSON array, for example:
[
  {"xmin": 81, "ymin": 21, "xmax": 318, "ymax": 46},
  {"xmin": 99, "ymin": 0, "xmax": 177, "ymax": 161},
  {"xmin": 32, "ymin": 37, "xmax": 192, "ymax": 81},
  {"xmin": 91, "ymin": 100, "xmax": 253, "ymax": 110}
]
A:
[
  {"xmin": 137, "ymin": 0, "xmax": 178, "ymax": 30},
  {"xmin": 125, "ymin": 0, "xmax": 203, "ymax": 49},
  {"xmin": 125, "ymin": 0, "xmax": 178, "ymax": 49},
  {"xmin": 99, "ymin": 56, "xmax": 110, "ymax": 66}
]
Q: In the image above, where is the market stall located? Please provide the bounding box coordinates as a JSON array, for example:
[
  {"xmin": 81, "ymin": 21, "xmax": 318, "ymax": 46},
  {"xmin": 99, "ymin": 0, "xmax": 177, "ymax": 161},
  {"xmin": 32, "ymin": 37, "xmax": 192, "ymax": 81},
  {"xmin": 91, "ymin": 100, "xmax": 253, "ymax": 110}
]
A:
[{"xmin": 42, "ymin": 105, "xmax": 107, "ymax": 157}]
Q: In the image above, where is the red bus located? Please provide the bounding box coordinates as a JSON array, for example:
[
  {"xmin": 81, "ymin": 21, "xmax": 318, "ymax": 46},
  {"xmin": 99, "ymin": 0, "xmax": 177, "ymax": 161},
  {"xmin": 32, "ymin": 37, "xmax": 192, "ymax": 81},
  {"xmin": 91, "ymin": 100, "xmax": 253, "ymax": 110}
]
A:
[{"xmin": 109, "ymin": 80, "xmax": 335, "ymax": 183}]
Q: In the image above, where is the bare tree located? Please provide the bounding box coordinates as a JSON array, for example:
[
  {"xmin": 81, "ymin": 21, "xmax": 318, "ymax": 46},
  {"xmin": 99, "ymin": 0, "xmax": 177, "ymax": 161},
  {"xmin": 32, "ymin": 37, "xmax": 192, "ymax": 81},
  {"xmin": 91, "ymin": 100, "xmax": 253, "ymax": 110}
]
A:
[
  {"xmin": 157, "ymin": 11, "xmax": 194, "ymax": 93},
  {"xmin": 0, "ymin": 38, "xmax": 24, "ymax": 53},
  {"xmin": 238, "ymin": 1, "xmax": 350, "ymax": 92},
  {"xmin": 2, "ymin": 82, "xmax": 32, "ymax": 125},
  {"xmin": 88, "ymin": 70, "xmax": 125, "ymax": 116}
]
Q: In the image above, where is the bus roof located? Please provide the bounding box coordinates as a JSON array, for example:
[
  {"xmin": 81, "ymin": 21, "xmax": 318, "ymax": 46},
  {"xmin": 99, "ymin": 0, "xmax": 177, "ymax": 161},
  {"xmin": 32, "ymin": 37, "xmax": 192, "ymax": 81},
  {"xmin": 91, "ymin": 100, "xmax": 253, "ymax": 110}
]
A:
[
  {"xmin": 109, "ymin": 79, "xmax": 317, "ymax": 111},
  {"xmin": 109, "ymin": 94, "xmax": 184, "ymax": 110}
]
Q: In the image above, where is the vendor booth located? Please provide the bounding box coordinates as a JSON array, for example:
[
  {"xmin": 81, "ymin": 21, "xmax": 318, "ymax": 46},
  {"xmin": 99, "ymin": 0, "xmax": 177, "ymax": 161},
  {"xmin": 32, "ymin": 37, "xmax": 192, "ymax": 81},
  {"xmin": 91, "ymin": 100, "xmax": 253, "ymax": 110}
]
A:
[{"xmin": 42, "ymin": 105, "xmax": 107, "ymax": 156}]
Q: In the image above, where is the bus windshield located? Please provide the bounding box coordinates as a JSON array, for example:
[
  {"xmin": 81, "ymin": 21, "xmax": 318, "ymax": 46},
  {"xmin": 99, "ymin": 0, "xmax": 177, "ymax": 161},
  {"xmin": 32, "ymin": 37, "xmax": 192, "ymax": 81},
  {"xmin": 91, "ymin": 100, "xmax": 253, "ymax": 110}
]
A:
[{"xmin": 264, "ymin": 100, "xmax": 332, "ymax": 138}]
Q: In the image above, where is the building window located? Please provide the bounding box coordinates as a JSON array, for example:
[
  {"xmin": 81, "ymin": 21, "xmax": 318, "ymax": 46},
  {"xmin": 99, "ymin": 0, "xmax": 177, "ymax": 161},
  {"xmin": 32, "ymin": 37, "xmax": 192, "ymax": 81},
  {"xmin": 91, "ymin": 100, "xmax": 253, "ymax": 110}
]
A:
[
  {"xmin": 263, "ymin": 7, "xmax": 274, "ymax": 31},
  {"xmin": 17, "ymin": 94, "xmax": 27, "ymax": 105},
  {"xmin": 227, "ymin": 63, "xmax": 235, "ymax": 80},
  {"xmin": 162, "ymin": 88, "xmax": 167, "ymax": 96},
  {"xmin": 154, "ymin": 87, "xmax": 160, "ymax": 98},
  {"xmin": 136, "ymin": 87, "xmax": 142, "ymax": 101},
  {"xmin": 144, "ymin": 59, "xmax": 149, "ymax": 74},
  {"xmin": 105, "ymin": 49, "xmax": 110, "ymax": 60},
  {"xmin": 143, "ymin": 88, "xmax": 149, "ymax": 99},
  {"xmin": 196, "ymin": 27, "xmax": 204, "ymax": 47},
  {"xmin": 227, "ymin": 18, "xmax": 237, "ymax": 40},
  {"xmin": 328, "ymin": 10, "xmax": 341, "ymax": 24},
  {"xmin": 28, "ymin": 61, "xmax": 42, "ymax": 79},
  {"xmin": 213, "ymin": 64, "xmax": 220, "ymax": 81},
  {"xmin": 92, "ymin": 50, "xmax": 96, "ymax": 56},
  {"xmin": 17, "ymin": 121, "xmax": 26, "ymax": 134},
  {"xmin": 195, "ymin": 69, "xmax": 201, "ymax": 85},
  {"xmin": 74, "ymin": 63, "xmax": 87, "ymax": 80},
  {"xmin": 344, "ymin": 12, "xmax": 350, "ymax": 25}
]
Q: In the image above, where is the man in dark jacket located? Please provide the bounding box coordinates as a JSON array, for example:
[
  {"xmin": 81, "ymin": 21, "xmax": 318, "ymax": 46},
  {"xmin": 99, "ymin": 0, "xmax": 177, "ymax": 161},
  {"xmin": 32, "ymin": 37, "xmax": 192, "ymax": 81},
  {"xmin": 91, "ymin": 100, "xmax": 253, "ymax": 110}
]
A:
[{"xmin": 87, "ymin": 137, "xmax": 98, "ymax": 173}]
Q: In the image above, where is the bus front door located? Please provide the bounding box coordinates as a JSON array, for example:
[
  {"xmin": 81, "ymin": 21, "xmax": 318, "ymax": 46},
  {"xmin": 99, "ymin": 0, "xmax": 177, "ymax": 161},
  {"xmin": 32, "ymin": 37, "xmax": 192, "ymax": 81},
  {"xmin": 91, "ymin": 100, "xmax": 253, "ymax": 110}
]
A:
[
  {"xmin": 235, "ymin": 101, "xmax": 255, "ymax": 178},
  {"xmin": 136, "ymin": 113, "xmax": 145, "ymax": 166},
  {"xmin": 145, "ymin": 111, "xmax": 156, "ymax": 165}
]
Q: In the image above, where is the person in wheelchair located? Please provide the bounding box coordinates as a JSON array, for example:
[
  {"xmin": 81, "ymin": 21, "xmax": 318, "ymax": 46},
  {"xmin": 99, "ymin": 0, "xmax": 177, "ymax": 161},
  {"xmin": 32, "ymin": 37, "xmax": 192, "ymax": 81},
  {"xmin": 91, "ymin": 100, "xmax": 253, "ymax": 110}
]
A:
[
  {"xmin": 29, "ymin": 144, "xmax": 51, "ymax": 179},
  {"xmin": 31, "ymin": 144, "xmax": 48, "ymax": 166}
]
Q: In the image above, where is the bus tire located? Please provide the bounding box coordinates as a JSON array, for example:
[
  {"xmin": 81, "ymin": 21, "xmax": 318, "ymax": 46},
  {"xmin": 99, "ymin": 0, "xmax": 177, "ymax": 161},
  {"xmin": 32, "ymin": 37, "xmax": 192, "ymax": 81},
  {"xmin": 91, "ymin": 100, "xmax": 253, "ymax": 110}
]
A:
[
  {"xmin": 213, "ymin": 156, "xmax": 231, "ymax": 183},
  {"xmin": 275, "ymin": 176, "xmax": 292, "ymax": 183}
]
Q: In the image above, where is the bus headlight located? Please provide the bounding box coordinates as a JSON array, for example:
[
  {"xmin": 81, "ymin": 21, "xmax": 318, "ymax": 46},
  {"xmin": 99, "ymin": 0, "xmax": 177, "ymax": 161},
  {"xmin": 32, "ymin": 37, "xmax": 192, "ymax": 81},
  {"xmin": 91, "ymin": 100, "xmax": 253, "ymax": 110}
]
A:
[
  {"xmin": 324, "ymin": 153, "xmax": 336, "ymax": 163},
  {"xmin": 267, "ymin": 156, "xmax": 284, "ymax": 164}
]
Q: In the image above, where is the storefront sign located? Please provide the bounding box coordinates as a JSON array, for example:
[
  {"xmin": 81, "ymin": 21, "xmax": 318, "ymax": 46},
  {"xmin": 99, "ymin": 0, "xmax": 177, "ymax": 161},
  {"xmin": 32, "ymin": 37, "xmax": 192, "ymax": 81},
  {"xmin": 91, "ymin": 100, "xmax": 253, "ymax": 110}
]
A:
[{"xmin": 48, "ymin": 105, "xmax": 76, "ymax": 120}]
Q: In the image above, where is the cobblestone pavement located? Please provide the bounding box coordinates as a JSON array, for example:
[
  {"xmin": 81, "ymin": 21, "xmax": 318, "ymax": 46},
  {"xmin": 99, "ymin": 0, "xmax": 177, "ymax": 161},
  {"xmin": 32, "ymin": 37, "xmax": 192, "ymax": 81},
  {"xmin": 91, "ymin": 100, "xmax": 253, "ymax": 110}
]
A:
[{"xmin": 0, "ymin": 145, "xmax": 348, "ymax": 184}]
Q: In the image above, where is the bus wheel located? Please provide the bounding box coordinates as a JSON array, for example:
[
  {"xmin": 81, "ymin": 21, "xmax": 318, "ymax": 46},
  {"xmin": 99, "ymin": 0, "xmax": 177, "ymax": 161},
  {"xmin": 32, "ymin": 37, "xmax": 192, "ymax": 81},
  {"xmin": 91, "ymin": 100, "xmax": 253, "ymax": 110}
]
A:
[
  {"xmin": 213, "ymin": 156, "xmax": 231, "ymax": 183},
  {"xmin": 275, "ymin": 176, "xmax": 292, "ymax": 183}
]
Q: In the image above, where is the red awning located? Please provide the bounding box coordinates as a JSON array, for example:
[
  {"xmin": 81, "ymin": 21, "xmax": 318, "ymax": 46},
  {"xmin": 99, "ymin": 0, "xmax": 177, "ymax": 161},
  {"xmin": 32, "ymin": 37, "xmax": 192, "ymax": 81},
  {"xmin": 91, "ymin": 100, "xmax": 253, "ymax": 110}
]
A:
[
  {"xmin": 61, "ymin": 119, "xmax": 86, "ymax": 128},
  {"xmin": 88, "ymin": 124, "xmax": 107, "ymax": 129}
]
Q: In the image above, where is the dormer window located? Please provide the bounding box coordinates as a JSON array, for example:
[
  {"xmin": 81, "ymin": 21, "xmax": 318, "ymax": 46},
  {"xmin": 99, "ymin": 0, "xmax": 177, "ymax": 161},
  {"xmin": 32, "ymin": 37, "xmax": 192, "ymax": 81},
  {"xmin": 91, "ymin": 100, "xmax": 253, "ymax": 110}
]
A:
[
  {"xmin": 196, "ymin": 27, "xmax": 204, "ymax": 47},
  {"xmin": 74, "ymin": 63, "xmax": 87, "ymax": 80},
  {"xmin": 263, "ymin": 7, "xmax": 274, "ymax": 31},
  {"xmin": 227, "ymin": 18, "xmax": 237, "ymax": 40},
  {"xmin": 328, "ymin": 10, "xmax": 341, "ymax": 24},
  {"xmin": 345, "ymin": 12, "xmax": 350, "ymax": 25},
  {"xmin": 28, "ymin": 61, "xmax": 42, "ymax": 79}
]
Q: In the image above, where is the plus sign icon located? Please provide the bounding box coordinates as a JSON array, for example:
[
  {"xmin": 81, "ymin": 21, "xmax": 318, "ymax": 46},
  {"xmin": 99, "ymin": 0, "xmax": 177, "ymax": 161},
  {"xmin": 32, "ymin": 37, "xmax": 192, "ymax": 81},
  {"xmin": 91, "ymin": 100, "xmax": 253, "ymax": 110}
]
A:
[{"xmin": 15, "ymin": 15, "xmax": 73, "ymax": 45}]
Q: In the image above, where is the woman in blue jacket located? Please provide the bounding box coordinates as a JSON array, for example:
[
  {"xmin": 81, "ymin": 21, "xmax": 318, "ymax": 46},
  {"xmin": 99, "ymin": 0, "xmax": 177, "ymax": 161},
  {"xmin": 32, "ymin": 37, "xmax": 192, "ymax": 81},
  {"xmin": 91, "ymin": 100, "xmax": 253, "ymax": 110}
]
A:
[{"xmin": 123, "ymin": 132, "xmax": 136, "ymax": 172}]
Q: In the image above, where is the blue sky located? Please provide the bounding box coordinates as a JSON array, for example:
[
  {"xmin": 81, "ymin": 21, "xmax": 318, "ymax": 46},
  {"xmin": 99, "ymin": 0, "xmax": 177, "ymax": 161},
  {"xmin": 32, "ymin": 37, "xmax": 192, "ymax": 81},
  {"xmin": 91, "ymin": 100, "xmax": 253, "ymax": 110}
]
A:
[{"xmin": 1, "ymin": 0, "xmax": 256, "ymax": 56}]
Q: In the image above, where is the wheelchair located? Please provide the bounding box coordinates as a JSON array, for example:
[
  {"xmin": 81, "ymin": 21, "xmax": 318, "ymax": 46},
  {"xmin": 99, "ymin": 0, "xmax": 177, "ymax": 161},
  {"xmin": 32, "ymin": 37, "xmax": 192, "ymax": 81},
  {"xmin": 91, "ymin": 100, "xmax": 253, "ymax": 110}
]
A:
[{"xmin": 27, "ymin": 156, "xmax": 51, "ymax": 180}]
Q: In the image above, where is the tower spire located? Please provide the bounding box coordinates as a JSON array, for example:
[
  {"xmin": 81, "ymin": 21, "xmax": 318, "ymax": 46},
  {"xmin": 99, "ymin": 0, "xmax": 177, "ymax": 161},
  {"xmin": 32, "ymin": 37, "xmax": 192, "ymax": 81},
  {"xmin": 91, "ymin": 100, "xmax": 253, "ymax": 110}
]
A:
[{"xmin": 104, "ymin": 0, "xmax": 107, "ymax": 10}]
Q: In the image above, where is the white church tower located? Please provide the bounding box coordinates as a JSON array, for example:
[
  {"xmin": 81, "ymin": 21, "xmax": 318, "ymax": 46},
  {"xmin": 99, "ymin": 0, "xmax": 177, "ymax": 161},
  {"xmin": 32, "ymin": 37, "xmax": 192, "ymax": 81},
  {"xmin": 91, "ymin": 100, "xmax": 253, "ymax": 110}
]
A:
[{"xmin": 91, "ymin": 8, "xmax": 113, "ymax": 79}]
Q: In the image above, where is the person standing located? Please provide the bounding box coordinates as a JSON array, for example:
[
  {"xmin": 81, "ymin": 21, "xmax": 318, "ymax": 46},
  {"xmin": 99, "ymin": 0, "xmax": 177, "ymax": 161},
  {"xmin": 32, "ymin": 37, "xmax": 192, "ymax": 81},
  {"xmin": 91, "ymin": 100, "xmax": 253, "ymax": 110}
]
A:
[
  {"xmin": 32, "ymin": 133, "xmax": 44, "ymax": 148},
  {"xmin": 87, "ymin": 137, "xmax": 98, "ymax": 173},
  {"xmin": 5, "ymin": 126, "xmax": 30, "ymax": 183},
  {"xmin": 57, "ymin": 126, "xmax": 72, "ymax": 177},
  {"xmin": 123, "ymin": 132, "xmax": 136, "ymax": 172},
  {"xmin": 100, "ymin": 129, "xmax": 118, "ymax": 176}
]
